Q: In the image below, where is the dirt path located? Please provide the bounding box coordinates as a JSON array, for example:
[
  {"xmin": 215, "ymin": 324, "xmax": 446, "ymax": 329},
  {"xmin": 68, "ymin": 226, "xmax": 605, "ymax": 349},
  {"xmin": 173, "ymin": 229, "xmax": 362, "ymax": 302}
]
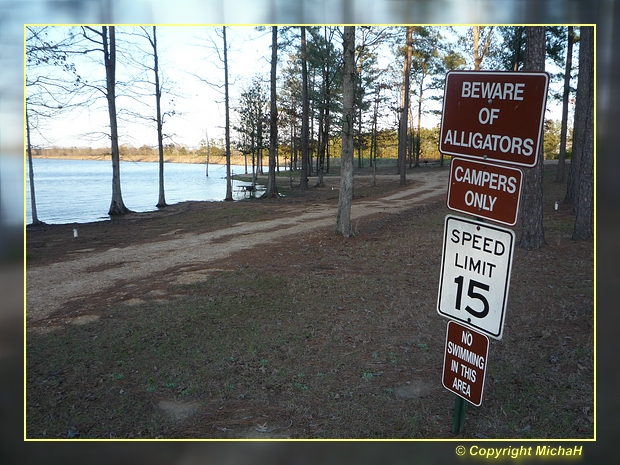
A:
[{"xmin": 26, "ymin": 170, "xmax": 448, "ymax": 323}]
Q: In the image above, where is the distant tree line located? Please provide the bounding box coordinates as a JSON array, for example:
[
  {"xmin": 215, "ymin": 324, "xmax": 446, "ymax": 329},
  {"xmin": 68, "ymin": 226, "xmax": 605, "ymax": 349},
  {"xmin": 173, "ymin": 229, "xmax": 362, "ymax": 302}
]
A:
[
  {"xmin": 33, "ymin": 120, "xmax": 569, "ymax": 165},
  {"xmin": 31, "ymin": 143, "xmax": 230, "ymax": 163}
]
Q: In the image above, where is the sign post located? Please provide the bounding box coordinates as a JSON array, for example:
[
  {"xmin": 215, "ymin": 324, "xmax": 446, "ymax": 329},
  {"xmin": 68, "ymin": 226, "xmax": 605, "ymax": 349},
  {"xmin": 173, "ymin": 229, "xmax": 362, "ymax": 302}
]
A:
[{"xmin": 452, "ymin": 395, "xmax": 467, "ymax": 434}]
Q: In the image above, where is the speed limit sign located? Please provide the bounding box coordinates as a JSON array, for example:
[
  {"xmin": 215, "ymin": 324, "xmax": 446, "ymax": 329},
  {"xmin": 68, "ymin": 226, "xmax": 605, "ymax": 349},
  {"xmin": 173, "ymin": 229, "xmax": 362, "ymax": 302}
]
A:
[{"xmin": 437, "ymin": 215, "xmax": 515, "ymax": 340}]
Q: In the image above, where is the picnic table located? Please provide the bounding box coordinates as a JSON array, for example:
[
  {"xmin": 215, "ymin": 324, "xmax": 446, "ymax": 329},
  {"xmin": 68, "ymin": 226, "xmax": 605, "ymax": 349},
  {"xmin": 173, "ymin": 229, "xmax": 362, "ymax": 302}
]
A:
[{"xmin": 236, "ymin": 184, "xmax": 256, "ymax": 198}]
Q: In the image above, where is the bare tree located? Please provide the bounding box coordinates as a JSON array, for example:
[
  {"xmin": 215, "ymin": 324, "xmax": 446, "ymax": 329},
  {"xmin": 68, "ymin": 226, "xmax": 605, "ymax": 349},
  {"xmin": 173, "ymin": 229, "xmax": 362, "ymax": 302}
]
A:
[
  {"xmin": 190, "ymin": 27, "xmax": 234, "ymax": 200},
  {"xmin": 144, "ymin": 26, "xmax": 167, "ymax": 208},
  {"xmin": 336, "ymin": 26, "xmax": 355, "ymax": 237},
  {"xmin": 26, "ymin": 26, "xmax": 85, "ymax": 225},
  {"xmin": 519, "ymin": 26, "xmax": 546, "ymax": 249},
  {"xmin": 223, "ymin": 26, "xmax": 233, "ymax": 201},
  {"xmin": 124, "ymin": 26, "xmax": 171, "ymax": 208},
  {"xmin": 101, "ymin": 26, "xmax": 128, "ymax": 215},
  {"xmin": 25, "ymin": 106, "xmax": 41, "ymax": 226},
  {"xmin": 76, "ymin": 26, "xmax": 129, "ymax": 216}
]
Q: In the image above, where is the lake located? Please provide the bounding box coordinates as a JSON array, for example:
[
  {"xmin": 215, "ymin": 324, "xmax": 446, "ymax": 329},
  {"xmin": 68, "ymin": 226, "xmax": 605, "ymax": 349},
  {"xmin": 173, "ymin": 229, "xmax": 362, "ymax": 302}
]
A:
[{"xmin": 26, "ymin": 158, "xmax": 263, "ymax": 225}]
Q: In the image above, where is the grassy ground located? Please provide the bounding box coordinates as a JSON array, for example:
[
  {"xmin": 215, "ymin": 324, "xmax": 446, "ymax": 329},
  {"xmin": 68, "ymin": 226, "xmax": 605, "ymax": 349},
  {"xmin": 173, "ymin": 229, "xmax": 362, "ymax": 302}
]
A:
[{"xmin": 25, "ymin": 163, "xmax": 593, "ymax": 439}]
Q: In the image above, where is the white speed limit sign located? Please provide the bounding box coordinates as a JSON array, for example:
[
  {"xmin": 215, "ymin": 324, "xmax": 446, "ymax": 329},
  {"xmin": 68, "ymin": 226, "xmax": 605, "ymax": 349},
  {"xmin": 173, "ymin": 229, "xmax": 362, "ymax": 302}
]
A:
[{"xmin": 437, "ymin": 215, "xmax": 515, "ymax": 340}]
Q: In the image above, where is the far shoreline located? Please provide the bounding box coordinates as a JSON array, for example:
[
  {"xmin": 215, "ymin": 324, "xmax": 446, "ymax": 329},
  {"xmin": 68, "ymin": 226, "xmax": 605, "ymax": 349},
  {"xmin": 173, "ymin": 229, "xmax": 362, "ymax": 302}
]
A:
[{"xmin": 31, "ymin": 153, "xmax": 249, "ymax": 166}]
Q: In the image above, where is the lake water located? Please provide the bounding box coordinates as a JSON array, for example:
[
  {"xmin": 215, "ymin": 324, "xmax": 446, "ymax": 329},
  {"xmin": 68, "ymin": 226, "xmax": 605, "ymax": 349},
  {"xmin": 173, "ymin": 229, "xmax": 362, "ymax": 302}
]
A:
[{"xmin": 26, "ymin": 158, "xmax": 263, "ymax": 225}]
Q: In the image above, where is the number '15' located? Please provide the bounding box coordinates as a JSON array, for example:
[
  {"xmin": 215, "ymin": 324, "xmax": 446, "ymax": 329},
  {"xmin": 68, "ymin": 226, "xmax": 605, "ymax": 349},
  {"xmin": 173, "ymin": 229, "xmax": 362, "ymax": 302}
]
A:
[{"xmin": 454, "ymin": 276, "xmax": 490, "ymax": 318}]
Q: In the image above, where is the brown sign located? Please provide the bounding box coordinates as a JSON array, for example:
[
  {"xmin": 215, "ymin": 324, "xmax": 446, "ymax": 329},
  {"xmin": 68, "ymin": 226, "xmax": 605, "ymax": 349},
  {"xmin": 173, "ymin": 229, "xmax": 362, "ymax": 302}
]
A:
[
  {"xmin": 439, "ymin": 71, "xmax": 549, "ymax": 168},
  {"xmin": 442, "ymin": 320, "xmax": 490, "ymax": 406},
  {"xmin": 447, "ymin": 158, "xmax": 523, "ymax": 226}
]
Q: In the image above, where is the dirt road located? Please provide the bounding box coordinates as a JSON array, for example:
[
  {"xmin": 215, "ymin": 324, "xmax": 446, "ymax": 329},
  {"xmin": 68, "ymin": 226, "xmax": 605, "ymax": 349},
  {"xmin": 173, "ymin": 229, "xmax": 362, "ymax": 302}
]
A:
[{"xmin": 26, "ymin": 170, "xmax": 448, "ymax": 324}]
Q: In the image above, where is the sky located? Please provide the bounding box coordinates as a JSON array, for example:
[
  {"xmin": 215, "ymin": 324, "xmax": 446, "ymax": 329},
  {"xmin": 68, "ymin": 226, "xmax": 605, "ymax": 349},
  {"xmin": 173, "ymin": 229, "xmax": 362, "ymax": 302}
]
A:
[
  {"xmin": 27, "ymin": 24, "xmax": 569, "ymax": 151},
  {"xmin": 27, "ymin": 26, "xmax": 276, "ymax": 149},
  {"xmin": 5, "ymin": 0, "xmax": 615, "ymax": 151},
  {"xmin": 28, "ymin": 25, "xmax": 397, "ymax": 150}
]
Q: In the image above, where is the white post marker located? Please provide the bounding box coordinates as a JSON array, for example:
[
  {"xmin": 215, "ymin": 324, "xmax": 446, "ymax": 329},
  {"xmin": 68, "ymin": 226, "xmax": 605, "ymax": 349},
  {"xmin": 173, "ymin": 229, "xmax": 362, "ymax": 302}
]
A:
[{"xmin": 437, "ymin": 215, "xmax": 515, "ymax": 340}]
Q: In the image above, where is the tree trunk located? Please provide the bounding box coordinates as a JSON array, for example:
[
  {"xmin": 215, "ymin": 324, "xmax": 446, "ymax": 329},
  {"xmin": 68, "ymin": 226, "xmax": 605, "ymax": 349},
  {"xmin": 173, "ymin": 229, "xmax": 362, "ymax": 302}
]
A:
[
  {"xmin": 357, "ymin": 108, "xmax": 363, "ymax": 168},
  {"xmin": 415, "ymin": 79, "xmax": 423, "ymax": 167},
  {"xmin": 326, "ymin": 135, "xmax": 331, "ymax": 173},
  {"xmin": 556, "ymin": 26, "xmax": 574, "ymax": 183},
  {"xmin": 565, "ymin": 27, "xmax": 589, "ymax": 210},
  {"xmin": 152, "ymin": 26, "xmax": 166, "ymax": 208},
  {"xmin": 319, "ymin": 28, "xmax": 332, "ymax": 181},
  {"xmin": 336, "ymin": 26, "xmax": 355, "ymax": 237},
  {"xmin": 205, "ymin": 129, "xmax": 210, "ymax": 177},
  {"xmin": 257, "ymin": 106, "xmax": 264, "ymax": 177},
  {"xmin": 315, "ymin": 60, "xmax": 327, "ymax": 188},
  {"xmin": 398, "ymin": 26, "xmax": 413, "ymax": 187},
  {"xmin": 103, "ymin": 26, "xmax": 129, "ymax": 216},
  {"xmin": 572, "ymin": 26, "xmax": 594, "ymax": 240},
  {"xmin": 316, "ymin": 109, "xmax": 325, "ymax": 187},
  {"xmin": 322, "ymin": 108, "xmax": 331, "ymax": 173},
  {"xmin": 300, "ymin": 26, "xmax": 310, "ymax": 190},
  {"xmin": 316, "ymin": 112, "xmax": 322, "ymax": 177},
  {"xmin": 473, "ymin": 26, "xmax": 494, "ymax": 70},
  {"xmin": 293, "ymin": 119, "xmax": 298, "ymax": 172},
  {"xmin": 408, "ymin": 106, "xmax": 414, "ymax": 168},
  {"xmin": 371, "ymin": 88, "xmax": 379, "ymax": 186},
  {"xmin": 26, "ymin": 106, "xmax": 42, "ymax": 226},
  {"xmin": 510, "ymin": 27, "xmax": 525, "ymax": 70},
  {"xmin": 473, "ymin": 26, "xmax": 482, "ymax": 70},
  {"xmin": 223, "ymin": 26, "xmax": 233, "ymax": 201},
  {"xmin": 251, "ymin": 145, "xmax": 257, "ymax": 187},
  {"xmin": 309, "ymin": 85, "xmax": 314, "ymax": 177},
  {"xmin": 518, "ymin": 26, "xmax": 546, "ymax": 249},
  {"xmin": 265, "ymin": 26, "xmax": 279, "ymax": 198},
  {"xmin": 323, "ymin": 27, "xmax": 333, "ymax": 176}
]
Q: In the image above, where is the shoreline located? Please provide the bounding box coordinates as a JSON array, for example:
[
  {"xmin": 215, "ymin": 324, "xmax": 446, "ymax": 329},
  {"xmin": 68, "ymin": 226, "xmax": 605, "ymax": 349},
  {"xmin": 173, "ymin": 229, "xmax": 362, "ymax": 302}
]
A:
[{"xmin": 31, "ymin": 154, "xmax": 248, "ymax": 166}]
